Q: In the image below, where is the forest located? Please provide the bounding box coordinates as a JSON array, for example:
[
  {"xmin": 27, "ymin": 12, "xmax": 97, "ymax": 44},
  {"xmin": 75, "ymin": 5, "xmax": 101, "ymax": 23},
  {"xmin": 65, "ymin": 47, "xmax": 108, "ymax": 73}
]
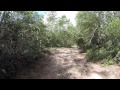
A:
[{"xmin": 0, "ymin": 11, "xmax": 120, "ymax": 79}]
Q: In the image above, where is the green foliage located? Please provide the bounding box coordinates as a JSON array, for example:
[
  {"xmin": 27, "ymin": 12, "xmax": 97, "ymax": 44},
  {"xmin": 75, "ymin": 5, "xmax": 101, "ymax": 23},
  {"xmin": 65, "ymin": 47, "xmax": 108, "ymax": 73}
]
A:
[
  {"xmin": 86, "ymin": 49, "xmax": 95, "ymax": 60},
  {"xmin": 86, "ymin": 47, "xmax": 110, "ymax": 62},
  {"xmin": 76, "ymin": 11, "xmax": 120, "ymax": 65},
  {"xmin": 0, "ymin": 11, "xmax": 46, "ymax": 78},
  {"xmin": 2, "ymin": 11, "xmax": 120, "ymax": 78},
  {"xmin": 114, "ymin": 51, "xmax": 120, "ymax": 64},
  {"xmin": 45, "ymin": 29, "xmax": 77, "ymax": 47},
  {"xmin": 45, "ymin": 12, "xmax": 77, "ymax": 47},
  {"xmin": 0, "ymin": 11, "xmax": 78, "ymax": 78}
]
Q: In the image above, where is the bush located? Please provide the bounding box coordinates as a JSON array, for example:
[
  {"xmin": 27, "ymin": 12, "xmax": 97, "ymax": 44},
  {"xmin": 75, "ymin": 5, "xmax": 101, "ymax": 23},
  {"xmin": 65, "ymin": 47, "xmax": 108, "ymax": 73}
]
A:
[
  {"xmin": 86, "ymin": 49, "xmax": 95, "ymax": 60},
  {"xmin": 86, "ymin": 47, "xmax": 110, "ymax": 62},
  {"xmin": 76, "ymin": 11, "xmax": 120, "ymax": 65},
  {"xmin": 0, "ymin": 11, "xmax": 47, "ymax": 79},
  {"xmin": 45, "ymin": 30, "xmax": 77, "ymax": 48}
]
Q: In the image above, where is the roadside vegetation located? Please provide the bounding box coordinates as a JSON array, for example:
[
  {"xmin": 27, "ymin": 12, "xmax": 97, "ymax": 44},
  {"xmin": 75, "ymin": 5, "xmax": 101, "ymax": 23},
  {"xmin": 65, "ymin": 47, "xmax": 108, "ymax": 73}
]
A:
[{"xmin": 0, "ymin": 11, "xmax": 120, "ymax": 79}]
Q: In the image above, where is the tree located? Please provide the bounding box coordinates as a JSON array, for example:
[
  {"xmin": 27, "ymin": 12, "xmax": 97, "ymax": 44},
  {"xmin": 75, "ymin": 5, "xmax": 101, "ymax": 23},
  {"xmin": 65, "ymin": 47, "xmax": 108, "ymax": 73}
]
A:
[
  {"xmin": 76, "ymin": 11, "xmax": 102, "ymax": 47},
  {"xmin": 46, "ymin": 11, "xmax": 57, "ymax": 31},
  {"xmin": 56, "ymin": 15, "xmax": 71, "ymax": 31},
  {"xmin": 0, "ymin": 11, "xmax": 46, "ymax": 78},
  {"xmin": 76, "ymin": 11, "xmax": 120, "ymax": 64},
  {"xmin": 45, "ymin": 12, "xmax": 77, "ymax": 47}
]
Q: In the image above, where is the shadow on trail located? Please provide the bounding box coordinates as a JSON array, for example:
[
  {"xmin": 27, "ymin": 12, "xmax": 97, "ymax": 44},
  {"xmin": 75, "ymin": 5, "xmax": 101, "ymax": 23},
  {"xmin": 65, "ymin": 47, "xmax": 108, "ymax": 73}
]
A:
[
  {"xmin": 14, "ymin": 47, "xmax": 86, "ymax": 79},
  {"xmin": 14, "ymin": 47, "xmax": 119, "ymax": 79}
]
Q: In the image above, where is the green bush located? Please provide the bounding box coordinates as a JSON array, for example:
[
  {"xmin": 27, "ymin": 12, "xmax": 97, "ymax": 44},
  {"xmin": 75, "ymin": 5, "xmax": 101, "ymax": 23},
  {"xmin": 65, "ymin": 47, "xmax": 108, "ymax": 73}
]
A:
[
  {"xmin": 45, "ymin": 30, "xmax": 77, "ymax": 48},
  {"xmin": 86, "ymin": 49, "xmax": 95, "ymax": 60},
  {"xmin": 76, "ymin": 11, "xmax": 120, "ymax": 65},
  {"xmin": 86, "ymin": 47, "xmax": 111, "ymax": 62},
  {"xmin": 0, "ymin": 11, "xmax": 47, "ymax": 79}
]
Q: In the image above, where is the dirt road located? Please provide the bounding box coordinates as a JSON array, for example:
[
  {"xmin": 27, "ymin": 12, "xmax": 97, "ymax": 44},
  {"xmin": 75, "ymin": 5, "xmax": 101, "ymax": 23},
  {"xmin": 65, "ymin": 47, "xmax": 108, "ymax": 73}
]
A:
[{"xmin": 15, "ymin": 47, "xmax": 120, "ymax": 79}]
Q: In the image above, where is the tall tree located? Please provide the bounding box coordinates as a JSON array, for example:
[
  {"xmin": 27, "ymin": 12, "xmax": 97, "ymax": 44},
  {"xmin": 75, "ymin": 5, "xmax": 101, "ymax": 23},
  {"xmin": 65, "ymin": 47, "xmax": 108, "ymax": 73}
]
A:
[{"xmin": 46, "ymin": 11, "xmax": 57, "ymax": 31}]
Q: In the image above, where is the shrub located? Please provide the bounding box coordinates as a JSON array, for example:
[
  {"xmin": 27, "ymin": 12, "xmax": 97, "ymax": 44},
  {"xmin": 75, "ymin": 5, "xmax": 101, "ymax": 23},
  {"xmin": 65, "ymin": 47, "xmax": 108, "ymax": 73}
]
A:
[
  {"xmin": 45, "ymin": 30, "xmax": 77, "ymax": 48},
  {"xmin": 0, "ymin": 11, "xmax": 46, "ymax": 79},
  {"xmin": 86, "ymin": 47, "xmax": 110, "ymax": 62},
  {"xmin": 76, "ymin": 11, "xmax": 120, "ymax": 64}
]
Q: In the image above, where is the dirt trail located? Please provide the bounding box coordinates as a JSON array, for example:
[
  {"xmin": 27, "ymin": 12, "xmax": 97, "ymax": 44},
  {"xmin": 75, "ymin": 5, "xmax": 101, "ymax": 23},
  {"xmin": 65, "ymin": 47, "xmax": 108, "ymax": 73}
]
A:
[{"xmin": 15, "ymin": 47, "xmax": 120, "ymax": 79}]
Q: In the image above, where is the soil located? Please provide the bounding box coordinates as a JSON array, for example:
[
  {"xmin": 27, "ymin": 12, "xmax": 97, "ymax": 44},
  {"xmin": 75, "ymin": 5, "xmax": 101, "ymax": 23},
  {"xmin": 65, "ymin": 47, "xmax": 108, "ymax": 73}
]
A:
[{"xmin": 14, "ymin": 46, "xmax": 120, "ymax": 79}]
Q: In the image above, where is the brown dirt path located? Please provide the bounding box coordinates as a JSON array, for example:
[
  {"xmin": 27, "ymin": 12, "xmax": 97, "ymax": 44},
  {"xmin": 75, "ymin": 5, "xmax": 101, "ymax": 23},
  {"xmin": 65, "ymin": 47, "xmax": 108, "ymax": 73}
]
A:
[{"xmin": 15, "ymin": 47, "xmax": 120, "ymax": 79}]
